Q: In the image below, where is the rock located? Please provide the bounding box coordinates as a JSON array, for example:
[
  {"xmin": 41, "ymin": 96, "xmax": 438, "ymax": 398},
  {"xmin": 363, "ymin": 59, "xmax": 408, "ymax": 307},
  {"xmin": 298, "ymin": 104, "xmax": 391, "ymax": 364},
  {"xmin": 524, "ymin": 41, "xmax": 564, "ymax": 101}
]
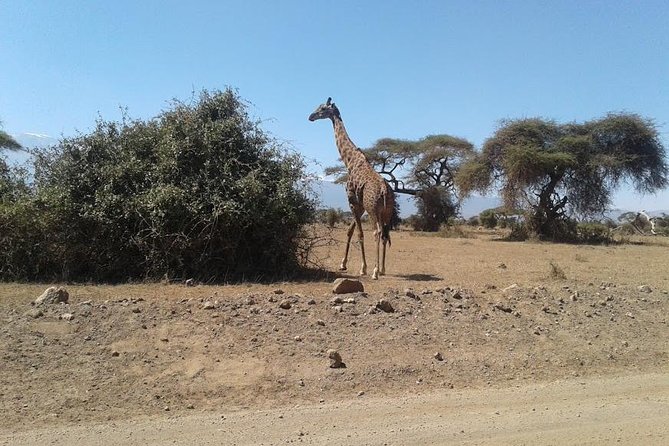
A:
[
  {"xmin": 132, "ymin": 307, "xmax": 141, "ymax": 313},
  {"xmin": 376, "ymin": 299, "xmax": 395, "ymax": 313},
  {"xmin": 294, "ymin": 335, "xmax": 302, "ymax": 342},
  {"xmin": 273, "ymin": 289, "xmax": 285, "ymax": 295},
  {"xmin": 185, "ymin": 278, "xmax": 195, "ymax": 287},
  {"xmin": 330, "ymin": 296, "xmax": 344, "ymax": 305},
  {"xmin": 405, "ymin": 289, "xmax": 418, "ymax": 300},
  {"xmin": 494, "ymin": 302, "xmax": 513, "ymax": 313},
  {"xmin": 498, "ymin": 263, "xmax": 507, "ymax": 269},
  {"xmin": 111, "ymin": 350, "xmax": 120, "ymax": 357},
  {"xmin": 35, "ymin": 287, "xmax": 69, "ymax": 305},
  {"xmin": 502, "ymin": 284, "xmax": 519, "ymax": 293},
  {"xmin": 279, "ymin": 300, "xmax": 292, "ymax": 310},
  {"xmin": 316, "ymin": 319, "xmax": 326, "ymax": 326},
  {"xmin": 332, "ymin": 278, "xmax": 364, "ymax": 294},
  {"xmin": 343, "ymin": 297, "xmax": 356, "ymax": 304},
  {"xmin": 451, "ymin": 290, "xmax": 463, "ymax": 300},
  {"xmin": 327, "ymin": 349, "xmax": 345, "ymax": 368},
  {"xmin": 307, "ymin": 298, "xmax": 316, "ymax": 305},
  {"xmin": 60, "ymin": 313, "xmax": 74, "ymax": 321},
  {"xmin": 434, "ymin": 352, "xmax": 444, "ymax": 361},
  {"xmin": 26, "ymin": 308, "xmax": 44, "ymax": 319},
  {"xmin": 357, "ymin": 391, "xmax": 365, "ymax": 397},
  {"xmin": 638, "ymin": 285, "xmax": 653, "ymax": 293},
  {"xmin": 202, "ymin": 301, "xmax": 216, "ymax": 310}
]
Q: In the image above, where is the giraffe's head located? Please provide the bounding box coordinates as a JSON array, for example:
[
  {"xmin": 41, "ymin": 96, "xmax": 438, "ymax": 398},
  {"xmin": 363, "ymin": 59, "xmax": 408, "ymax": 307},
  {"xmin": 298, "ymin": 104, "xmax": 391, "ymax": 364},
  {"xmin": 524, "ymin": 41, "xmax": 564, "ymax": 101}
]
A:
[{"xmin": 308, "ymin": 97, "xmax": 340, "ymax": 121}]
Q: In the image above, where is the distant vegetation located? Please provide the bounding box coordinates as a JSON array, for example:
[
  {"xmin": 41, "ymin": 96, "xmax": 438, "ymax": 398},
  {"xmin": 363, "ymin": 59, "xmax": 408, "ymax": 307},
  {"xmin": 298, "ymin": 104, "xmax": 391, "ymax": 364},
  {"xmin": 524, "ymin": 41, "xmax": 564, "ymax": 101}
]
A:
[
  {"xmin": 0, "ymin": 89, "xmax": 315, "ymax": 282},
  {"xmin": 2, "ymin": 96, "xmax": 668, "ymax": 284},
  {"xmin": 457, "ymin": 114, "xmax": 668, "ymax": 241}
]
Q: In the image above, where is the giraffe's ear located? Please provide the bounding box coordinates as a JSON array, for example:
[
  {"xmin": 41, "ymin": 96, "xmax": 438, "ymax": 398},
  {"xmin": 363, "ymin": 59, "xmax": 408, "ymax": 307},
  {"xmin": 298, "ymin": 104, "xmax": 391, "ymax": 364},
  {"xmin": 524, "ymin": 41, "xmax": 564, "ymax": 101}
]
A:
[{"xmin": 326, "ymin": 97, "xmax": 332, "ymax": 106}]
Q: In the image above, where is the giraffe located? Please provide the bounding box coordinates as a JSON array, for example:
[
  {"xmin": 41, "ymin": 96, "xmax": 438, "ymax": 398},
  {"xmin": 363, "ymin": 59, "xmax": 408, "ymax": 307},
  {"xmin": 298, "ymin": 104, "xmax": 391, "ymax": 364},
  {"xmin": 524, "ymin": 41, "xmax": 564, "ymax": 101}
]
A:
[{"xmin": 309, "ymin": 97, "xmax": 395, "ymax": 280}]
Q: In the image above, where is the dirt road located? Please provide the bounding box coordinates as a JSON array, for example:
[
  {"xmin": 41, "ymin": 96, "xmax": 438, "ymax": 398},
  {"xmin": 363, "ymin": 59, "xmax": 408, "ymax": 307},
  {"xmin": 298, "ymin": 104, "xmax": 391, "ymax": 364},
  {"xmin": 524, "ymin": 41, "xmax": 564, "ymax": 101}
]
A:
[{"xmin": 3, "ymin": 373, "xmax": 667, "ymax": 446}]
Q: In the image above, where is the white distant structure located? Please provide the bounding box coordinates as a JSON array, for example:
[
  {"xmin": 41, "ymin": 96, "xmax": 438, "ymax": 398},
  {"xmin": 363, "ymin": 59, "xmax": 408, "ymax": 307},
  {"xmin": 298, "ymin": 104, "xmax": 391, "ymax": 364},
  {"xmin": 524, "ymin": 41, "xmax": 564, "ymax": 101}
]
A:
[{"xmin": 633, "ymin": 210, "xmax": 658, "ymax": 235}]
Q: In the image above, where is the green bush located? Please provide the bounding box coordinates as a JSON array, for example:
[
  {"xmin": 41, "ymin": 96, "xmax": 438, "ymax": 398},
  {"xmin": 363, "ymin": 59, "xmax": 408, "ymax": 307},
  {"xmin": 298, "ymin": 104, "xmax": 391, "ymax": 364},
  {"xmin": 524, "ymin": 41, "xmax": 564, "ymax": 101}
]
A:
[
  {"xmin": 479, "ymin": 208, "xmax": 498, "ymax": 229},
  {"xmin": 0, "ymin": 89, "xmax": 315, "ymax": 282},
  {"xmin": 576, "ymin": 222, "xmax": 612, "ymax": 244}
]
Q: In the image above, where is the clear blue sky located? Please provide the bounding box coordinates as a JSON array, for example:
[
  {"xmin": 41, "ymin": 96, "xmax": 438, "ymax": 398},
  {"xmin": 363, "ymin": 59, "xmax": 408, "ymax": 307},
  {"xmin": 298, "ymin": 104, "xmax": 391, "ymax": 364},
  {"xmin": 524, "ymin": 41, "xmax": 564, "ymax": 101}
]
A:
[{"xmin": 2, "ymin": 1, "xmax": 668, "ymax": 210}]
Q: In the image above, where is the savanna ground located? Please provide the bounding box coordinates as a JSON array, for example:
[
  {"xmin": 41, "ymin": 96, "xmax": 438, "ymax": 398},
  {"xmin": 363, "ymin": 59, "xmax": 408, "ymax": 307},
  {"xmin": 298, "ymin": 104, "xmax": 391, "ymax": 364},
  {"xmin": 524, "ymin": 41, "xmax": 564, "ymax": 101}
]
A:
[{"xmin": 1, "ymin": 225, "xmax": 668, "ymax": 445}]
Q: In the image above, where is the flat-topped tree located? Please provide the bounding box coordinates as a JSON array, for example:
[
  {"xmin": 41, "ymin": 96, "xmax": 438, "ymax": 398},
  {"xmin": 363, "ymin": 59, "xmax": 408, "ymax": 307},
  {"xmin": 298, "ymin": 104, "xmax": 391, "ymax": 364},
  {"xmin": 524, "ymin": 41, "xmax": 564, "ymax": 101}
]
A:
[
  {"xmin": 456, "ymin": 113, "xmax": 668, "ymax": 240},
  {"xmin": 325, "ymin": 134, "xmax": 474, "ymax": 231}
]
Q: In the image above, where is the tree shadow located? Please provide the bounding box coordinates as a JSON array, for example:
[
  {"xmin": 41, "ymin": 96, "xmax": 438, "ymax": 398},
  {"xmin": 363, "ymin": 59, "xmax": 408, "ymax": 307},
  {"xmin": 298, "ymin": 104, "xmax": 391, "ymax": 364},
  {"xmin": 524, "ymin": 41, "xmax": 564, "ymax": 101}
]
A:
[{"xmin": 394, "ymin": 273, "xmax": 443, "ymax": 282}]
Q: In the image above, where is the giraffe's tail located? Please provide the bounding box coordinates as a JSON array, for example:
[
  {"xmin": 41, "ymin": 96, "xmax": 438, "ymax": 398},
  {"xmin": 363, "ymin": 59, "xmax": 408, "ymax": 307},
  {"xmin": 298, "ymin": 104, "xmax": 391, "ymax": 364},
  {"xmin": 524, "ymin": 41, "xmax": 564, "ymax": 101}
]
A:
[{"xmin": 382, "ymin": 223, "xmax": 391, "ymax": 247}]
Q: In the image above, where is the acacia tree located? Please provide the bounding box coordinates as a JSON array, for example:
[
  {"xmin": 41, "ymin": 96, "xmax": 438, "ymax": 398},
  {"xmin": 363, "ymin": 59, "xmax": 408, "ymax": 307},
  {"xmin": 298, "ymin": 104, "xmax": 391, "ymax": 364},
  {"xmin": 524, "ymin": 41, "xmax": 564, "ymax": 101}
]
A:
[
  {"xmin": 325, "ymin": 134, "xmax": 474, "ymax": 230},
  {"xmin": 457, "ymin": 113, "xmax": 668, "ymax": 240}
]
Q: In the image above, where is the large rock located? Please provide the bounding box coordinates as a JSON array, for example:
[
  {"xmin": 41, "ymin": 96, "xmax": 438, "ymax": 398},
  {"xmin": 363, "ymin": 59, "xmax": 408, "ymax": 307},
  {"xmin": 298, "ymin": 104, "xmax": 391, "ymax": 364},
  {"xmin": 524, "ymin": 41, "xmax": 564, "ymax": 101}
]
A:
[
  {"xmin": 332, "ymin": 278, "xmax": 364, "ymax": 294},
  {"xmin": 34, "ymin": 287, "xmax": 69, "ymax": 305}
]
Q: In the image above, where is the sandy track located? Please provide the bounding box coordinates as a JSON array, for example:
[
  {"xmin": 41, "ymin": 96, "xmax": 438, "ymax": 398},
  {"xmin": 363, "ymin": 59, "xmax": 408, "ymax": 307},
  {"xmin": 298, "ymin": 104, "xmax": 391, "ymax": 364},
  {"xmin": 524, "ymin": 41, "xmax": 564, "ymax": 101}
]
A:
[{"xmin": 3, "ymin": 373, "xmax": 667, "ymax": 446}]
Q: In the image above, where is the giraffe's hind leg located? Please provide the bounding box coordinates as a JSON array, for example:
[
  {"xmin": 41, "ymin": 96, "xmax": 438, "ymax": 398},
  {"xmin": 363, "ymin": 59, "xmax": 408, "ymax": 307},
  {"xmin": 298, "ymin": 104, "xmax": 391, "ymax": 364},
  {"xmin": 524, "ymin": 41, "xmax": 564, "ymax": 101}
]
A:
[
  {"xmin": 339, "ymin": 220, "xmax": 356, "ymax": 271},
  {"xmin": 371, "ymin": 218, "xmax": 381, "ymax": 280}
]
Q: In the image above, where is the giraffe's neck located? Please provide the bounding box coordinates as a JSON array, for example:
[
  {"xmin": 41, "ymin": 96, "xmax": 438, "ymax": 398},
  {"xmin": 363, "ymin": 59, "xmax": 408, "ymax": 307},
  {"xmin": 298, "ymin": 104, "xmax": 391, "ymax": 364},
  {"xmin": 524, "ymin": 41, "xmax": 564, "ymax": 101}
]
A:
[{"xmin": 332, "ymin": 116, "xmax": 364, "ymax": 172}]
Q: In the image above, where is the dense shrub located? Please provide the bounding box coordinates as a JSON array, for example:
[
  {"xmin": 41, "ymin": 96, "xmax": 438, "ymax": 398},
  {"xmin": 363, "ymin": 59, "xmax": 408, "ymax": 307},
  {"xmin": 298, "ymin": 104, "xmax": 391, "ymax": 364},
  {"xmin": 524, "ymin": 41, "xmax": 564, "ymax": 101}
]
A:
[
  {"xmin": 412, "ymin": 187, "xmax": 457, "ymax": 231},
  {"xmin": 0, "ymin": 89, "xmax": 315, "ymax": 282},
  {"xmin": 576, "ymin": 222, "xmax": 612, "ymax": 244},
  {"xmin": 478, "ymin": 208, "xmax": 498, "ymax": 229}
]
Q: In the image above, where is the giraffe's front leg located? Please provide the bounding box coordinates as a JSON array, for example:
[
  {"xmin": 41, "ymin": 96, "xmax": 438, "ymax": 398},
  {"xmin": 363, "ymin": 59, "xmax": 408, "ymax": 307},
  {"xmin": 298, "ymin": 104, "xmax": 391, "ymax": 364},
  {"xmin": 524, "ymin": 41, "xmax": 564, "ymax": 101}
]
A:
[{"xmin": 356, "ymin": 222, "xmax": 367, "ymax": 276}]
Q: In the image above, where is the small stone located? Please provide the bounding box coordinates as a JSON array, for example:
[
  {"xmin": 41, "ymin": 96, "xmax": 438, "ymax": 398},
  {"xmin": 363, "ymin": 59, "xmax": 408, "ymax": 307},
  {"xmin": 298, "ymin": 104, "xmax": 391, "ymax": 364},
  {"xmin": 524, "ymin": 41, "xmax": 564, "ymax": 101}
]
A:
[
  {"xmin": 164, "ymin": 406, "xmax": 170, "ymax": 412},
  {"xmin": 357, "ymin": 391, "xmax": 365, "ymax": 397},
  {"xmin": 498, "ymin": 263, "xmax": 507, "ymax": 269},
  {"xmin": 376, "ymin": 299, "xmax": 395, "ymax": 313},
  {"xmin": 273, "ymin": 289, "xmax": 285, "ymax": 295},
  {"xmin": 638, "ymin": 285, "xmax": 652, "ymax": 293},
  {"xmin": 327, "ymin": 349, "xmax": 345, "ymax": 368},
  {"xmin": 330, "ymin": 296, "xmax": 344, "ymax": 305},
  {"xmin": 343, "ymin": 297, "xmax": 356, "ymax": 304},
  {"xmin": 111, "ymin": 351, "xmax": 120, "ymax": 357},
  {"xmin": 316, "ymin": 319, "xmax": 326, "ymax": 326},
  {"xmin": 570, "ymin": 293, "xmax": 578, "ymax": 302},
  {"xmin": 451, "ymin": 290, "xmax": 463, "ymax": 300},
  {"xmin": 132, "ymin": 307, "xmax": 141, "ymax": 313},
  {"xmin": 494, "ymin": 303, "xmax": 513, "ymax": 313},
  {"xmin": 405, "ymin": 289, "xmax": 418, "ymax": 300},
  {"xmin": 502, "ymin": 284, "xmax": 519, "ymax": 293},
  {"xmin": 279, "ymin": 300, "xmax": 292, "ymax": 310},
  {"xmin": 333, "ymin": 305, "xmax": 343, "ymax": 313},
  {"xmin": 60, "ymin": 313, "xmax": 74, "ymax": 321},
  {"xmin": 202, "ymin": 301, "xmax": 216, "ymax": 310},
  {"xmin": 26, "ymin": 308, "xmax": 44, "ymax": 319},
  {"xmin": 294, "ymin": 335, "xmax": 302, "ymax": 342},
  {"xmin": 185, "ymin": 278, "xmax": 195, "ymax": 287},
  {"xmin": 434, "ymin": 352, "xmax": 444, "ymax": 361},
  {"xmin": 160, "ymin": 337, "xmax": 169, "ymax": 342},
  {"xmin": 307, "ymin": 299, "xmax": 316, "ymax": 305},
  {"xmin": 186, "ymin": 404, "xmax": 195, "ymax": 409},
  {"xmin": 332, "ymin": 278, "xmax": 364, "ymax": 294}
]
